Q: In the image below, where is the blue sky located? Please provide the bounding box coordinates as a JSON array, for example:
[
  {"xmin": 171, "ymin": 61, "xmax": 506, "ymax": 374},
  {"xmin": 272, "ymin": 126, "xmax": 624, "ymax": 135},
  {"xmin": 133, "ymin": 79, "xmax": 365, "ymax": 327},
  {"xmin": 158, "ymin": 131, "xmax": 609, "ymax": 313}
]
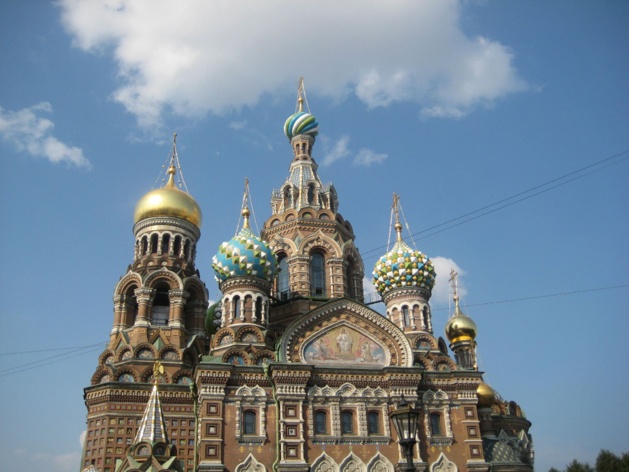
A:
[{"xmin": 0, "ymin": 1, "xmax": 627, "ymax": 471}]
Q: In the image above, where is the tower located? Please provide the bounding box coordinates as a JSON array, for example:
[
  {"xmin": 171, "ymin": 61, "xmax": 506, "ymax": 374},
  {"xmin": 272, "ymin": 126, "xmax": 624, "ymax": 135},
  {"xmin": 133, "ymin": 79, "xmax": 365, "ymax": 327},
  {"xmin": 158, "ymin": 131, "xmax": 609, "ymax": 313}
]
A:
[
  {"xmin": 373, "ymin": 194, "xmax": 436, "ymax": 341},
  {"xmin": 261, "ymin": 78, "xmax": 365, "ymax": 326},
  {"xmin": 444, "ymin": 269, "xmax": 478, "ymax": 370},
  {"xmin": 210, "ymin": 180, "xmax": 278, "ymax": 365},
  {"xmin": 81, "ymin": 136, "xmax": 208, "ymax": 472}
]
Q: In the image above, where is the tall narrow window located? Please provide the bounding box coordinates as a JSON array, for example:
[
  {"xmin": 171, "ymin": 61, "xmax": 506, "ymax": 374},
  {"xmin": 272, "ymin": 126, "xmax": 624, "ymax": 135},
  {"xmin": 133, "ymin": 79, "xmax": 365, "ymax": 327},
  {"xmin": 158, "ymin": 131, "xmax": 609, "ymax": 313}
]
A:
[
  {"xmin": 243, "ymin": 411, "xmax": 256, "ymax": 435},
  {"xmin": 402, "ymin": 306, "xmax": 410, "ymax": 326},
  {"xmin": 278, "ymin": 255, "xmax": 289, "ymax": 299},
  {"xmin": 255, "ymin": 297, "xmax": 262, "ymax": 320},
  {"xmin": 367, "ymin": 411, "xmax": 380, "ymax": 435},
  {"xmin": 430, "ymin": 413, "xmax": 442, "ymax": 435},
  {"xmin": 150, "ymin": 234, "xmax": 159, "ymax": 254},
  {"xmin": 151, "ymin": 282, "xmax": 170, "ymax": 326},
  {"xmin": 341, "ymin": 411, "xmax": 354, "ymax": 434},
  {"xmin": 315, "ymin": 411, "xmax": 327, "ymax": 434},
  {"xmin": 233, "ymin": 296, "xmax": 241, "ymax": 319},
  {"xmin": 173, "ymin": 236, "xmax": 182, "ymax": 257},
  {"xmin": 310, "ymin": 252, "xmax": 325, "ymax": 297},
  {"xmin": 161, "ymin": 234, "xmax": 170, "ymax": 255}
]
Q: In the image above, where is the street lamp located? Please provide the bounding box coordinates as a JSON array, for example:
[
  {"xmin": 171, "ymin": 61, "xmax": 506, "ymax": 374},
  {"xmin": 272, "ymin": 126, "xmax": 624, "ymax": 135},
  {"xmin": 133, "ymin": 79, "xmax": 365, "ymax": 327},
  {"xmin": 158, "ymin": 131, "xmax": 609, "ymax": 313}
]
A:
[{"xmin": 389, "ymin": 395, "xmax": 420, "ymax": 472}]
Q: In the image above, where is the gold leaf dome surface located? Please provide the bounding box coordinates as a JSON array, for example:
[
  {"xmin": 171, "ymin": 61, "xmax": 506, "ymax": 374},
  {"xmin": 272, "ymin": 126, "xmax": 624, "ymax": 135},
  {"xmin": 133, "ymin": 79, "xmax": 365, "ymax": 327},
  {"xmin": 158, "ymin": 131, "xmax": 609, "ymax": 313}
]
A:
[
  {"xmin": 444, "ymin": 308, "xmax": 478, "ymax": 343},
  {"xmin": 477, "ymin": 382, "xmax": 495, "ymax": 408},
  {"xmin": 134, "ymin": 166, "xmax": 202, "ymax": 228}
]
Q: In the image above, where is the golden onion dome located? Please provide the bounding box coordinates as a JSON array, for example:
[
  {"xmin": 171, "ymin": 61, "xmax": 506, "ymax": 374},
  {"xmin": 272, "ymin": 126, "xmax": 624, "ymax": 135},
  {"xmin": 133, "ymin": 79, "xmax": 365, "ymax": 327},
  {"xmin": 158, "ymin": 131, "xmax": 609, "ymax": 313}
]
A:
[
  {"xmin": 444, "ymin": 306, "xmax": 478, "ymax": 343},
  {"xmin": 134, "ymin": 165, "xmax": 202, "ymax": 228},
  {"xmin": 477, "ymin": 382, "xmax": 496, "ymax": 408}
]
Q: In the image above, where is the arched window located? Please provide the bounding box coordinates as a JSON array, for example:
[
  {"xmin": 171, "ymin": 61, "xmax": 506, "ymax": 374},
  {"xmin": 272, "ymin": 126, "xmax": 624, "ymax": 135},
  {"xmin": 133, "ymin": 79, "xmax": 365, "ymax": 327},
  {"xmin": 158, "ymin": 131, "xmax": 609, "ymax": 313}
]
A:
[
  {"xmin": 307, "ymin": 184, "xmax": 314, "ymax": 204},
  {"xmin": 150, "ymin": 234, "xmax": 158, "ymax": 254},
  {"xmin": 255, "ymin": 297, "xmax": 262, "ymax": 320},
  {"xmin": 277, "ymin": 254, "xmax": 289, "ymax": 299},
  {"xmin": 173, "ymin": 236, "xmax": 182, "ymax": 257},
  {"xmin": 430, "ymin": 413, "xmax": 442, "ymax": 436},
  {"xmin": 233, "ymin": 296, "xmax": 241, "ymax": 319},
  {"xmin": 402, "ymin": 306, "xmax": 410, "ymax": 326},
  {"xmin": 141, "ymin": 236, "xmax": 148, "ymax": 255},
  {"xmin": 161, "ymin": 234, "xmax": 170, "ymax": 255},
  {"xmin": 243, "ymin": 411, "xmax": 256, "ymax": 435},
  {"xmin": 367, "ymin": 411, "xmax": 380, "ymax": 435},
  {"xmin": 184, "ymin": 240, "xmax": 191, "ymax": 260},
  {"xmin": 315, "ymin": 410, "xmax": 327, "ymax": 434},
  {"xmin": 341, "ymin": 410, "xmax": 354, "ymax": 434},
  {"xmin": 151, "ymin": 282, "xmax": 170, "ymax": 326},
  {"xmin": 422, "ymin": 306, "xmax": 429, "ymax": 329},
  {"xmin": 310, "ymin": 252, "xmax": 325, "ymax": 297}
]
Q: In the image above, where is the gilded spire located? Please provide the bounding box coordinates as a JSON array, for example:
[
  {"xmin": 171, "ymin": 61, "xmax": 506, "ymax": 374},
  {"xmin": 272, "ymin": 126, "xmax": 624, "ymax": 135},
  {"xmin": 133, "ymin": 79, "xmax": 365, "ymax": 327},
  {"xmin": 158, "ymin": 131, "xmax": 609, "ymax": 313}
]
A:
[
  {"xmin": 449, "ymin": 268, "xmax": 463, "ymax": 316},
  {"xmin": 134, "ymin": 361, "xmax": 169, "ymax": 444},
  {"xmin": 392, "ymin": 193, "xmax": 403, "ymax": 243}
]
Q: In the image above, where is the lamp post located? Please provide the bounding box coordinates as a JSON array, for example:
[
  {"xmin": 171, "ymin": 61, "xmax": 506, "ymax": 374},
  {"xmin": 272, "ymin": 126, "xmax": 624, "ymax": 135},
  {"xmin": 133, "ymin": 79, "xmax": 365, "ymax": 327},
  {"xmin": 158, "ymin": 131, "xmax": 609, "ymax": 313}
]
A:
[{"xmin": 389, "ymin": 395, "xmax": 420, "ymax": 472}]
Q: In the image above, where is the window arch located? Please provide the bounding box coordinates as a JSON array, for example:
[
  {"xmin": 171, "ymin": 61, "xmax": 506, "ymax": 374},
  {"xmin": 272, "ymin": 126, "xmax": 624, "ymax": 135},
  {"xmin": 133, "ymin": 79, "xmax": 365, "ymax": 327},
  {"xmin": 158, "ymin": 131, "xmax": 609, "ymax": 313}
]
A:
[
  {"xmin": 243, "ymin": 411, "xmax": 256, "ymax": 435},
  {"xmin": 315, "ymin": 410, "xmax": 327, "ymax": 435},
  {"xmin": 341, "ymin": 410, "xmax": 354, "ymax": 434},
  {"xmin": 310, "ymin": 251, "xmax": 326, "ymax": 297},
  {"xmin": 255, "ymin": 297, "xmax": 262, "ymax": 321}
]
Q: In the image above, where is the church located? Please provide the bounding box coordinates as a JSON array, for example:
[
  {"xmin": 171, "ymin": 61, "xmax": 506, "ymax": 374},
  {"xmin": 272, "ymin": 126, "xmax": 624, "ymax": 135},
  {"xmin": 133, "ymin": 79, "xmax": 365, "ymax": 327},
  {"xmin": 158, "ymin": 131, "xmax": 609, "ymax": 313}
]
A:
[{"xmin": 81, "ymin": 81, "xmax": 533, "ymax": 472}]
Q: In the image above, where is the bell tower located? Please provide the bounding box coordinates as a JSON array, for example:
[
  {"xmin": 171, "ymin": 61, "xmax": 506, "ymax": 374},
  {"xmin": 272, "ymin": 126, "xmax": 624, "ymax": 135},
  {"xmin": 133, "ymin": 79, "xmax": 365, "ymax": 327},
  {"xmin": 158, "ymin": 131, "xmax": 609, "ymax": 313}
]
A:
[{"xmin": 81, "ymin": 135, "xmax": 208, "ymax": 472}]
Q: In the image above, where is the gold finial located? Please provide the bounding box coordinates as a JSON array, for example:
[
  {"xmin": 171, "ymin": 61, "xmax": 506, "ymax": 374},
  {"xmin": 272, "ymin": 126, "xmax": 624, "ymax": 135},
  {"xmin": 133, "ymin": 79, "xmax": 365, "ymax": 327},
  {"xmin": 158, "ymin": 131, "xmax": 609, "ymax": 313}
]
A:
[
  {"xmin": 153, "ymin": 361, "xmax": 164, "ymax": 386},
  {"xmin": 241, "ymin": 178, "xmax": 251, "ymax": 230},
  {"xmin": 392, "ymin": 193, "xmax": 403, "ymax": 242},
  {"xmin": 449, "ymin": 269, "xmax": 461, "ymax": 315},
  {"xmin": 295, "ymin": 77, "xmax": 309, "ymax": 113}
]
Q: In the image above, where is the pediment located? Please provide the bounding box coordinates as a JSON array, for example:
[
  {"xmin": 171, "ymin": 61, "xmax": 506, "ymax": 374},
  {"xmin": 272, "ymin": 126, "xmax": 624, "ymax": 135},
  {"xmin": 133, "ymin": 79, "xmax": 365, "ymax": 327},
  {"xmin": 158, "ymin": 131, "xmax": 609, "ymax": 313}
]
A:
[{"xmin": 279, "ymin": 298, "xmax": 413, "ymax": 367}]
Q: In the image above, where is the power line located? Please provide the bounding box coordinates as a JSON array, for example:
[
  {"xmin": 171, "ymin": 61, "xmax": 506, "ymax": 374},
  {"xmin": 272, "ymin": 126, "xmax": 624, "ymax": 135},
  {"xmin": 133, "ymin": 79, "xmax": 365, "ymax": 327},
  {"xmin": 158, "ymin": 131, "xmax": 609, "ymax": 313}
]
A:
[
  {"xmin": 0, "ymin": 344, "xmax": 105, "ymax": 378},
  {"xmin": 361, "ymin": 148, "xmax": 629, "ymax": 260},
  {"xmin": 430, "ymin": 284, "xmax": 629, "ymax": 312},
  {"xmin": 0, "ymin": 342, "xmax": 107, "ymax": 356}
]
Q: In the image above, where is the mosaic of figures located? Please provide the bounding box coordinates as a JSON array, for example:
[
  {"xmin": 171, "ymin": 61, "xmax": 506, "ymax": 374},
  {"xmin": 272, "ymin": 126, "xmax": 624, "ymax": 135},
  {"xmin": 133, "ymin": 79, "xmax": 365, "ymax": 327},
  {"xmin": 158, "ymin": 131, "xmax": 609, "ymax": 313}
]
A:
[{"xmin": 303, "ymin": 325, "xmax": 387, "ymax": 366}]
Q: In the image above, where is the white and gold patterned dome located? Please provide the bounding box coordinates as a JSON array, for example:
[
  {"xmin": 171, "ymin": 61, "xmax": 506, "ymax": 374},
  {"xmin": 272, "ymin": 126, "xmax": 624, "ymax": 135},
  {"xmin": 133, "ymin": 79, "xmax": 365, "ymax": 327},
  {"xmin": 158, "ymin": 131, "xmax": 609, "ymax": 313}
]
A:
[
  {"xmin": 372, "ymin": 220, "xmax": 436, "ymax": 296},
  {"xmin": 212, "ymin": 208, "xmax": 277, "ymax": 283}
]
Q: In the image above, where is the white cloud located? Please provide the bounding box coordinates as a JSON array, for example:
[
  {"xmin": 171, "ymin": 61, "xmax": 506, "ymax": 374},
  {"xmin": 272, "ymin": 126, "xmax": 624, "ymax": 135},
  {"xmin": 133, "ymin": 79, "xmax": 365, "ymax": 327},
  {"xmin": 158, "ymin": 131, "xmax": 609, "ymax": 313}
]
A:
[
  {"xmin": 322, "ymin": 135, "xmax": 350, "ymax": 166},
  {"xmin": 430, "ymin": 256, "xmax": 467, "ymax": 306},
  {"xmin": 58, "ymin": 0, "xmax": 526, "ymax": 128},
  {"xmin": 354, "ymin": 148, "xmax": 388, "ymax": 167},
  {"xmin": 229, "ymin": 120, "xmax": 246, "ymax": 130},
  {"xmin": 0, "ymin": 102, "xmax": 91, "ymax": 168}
]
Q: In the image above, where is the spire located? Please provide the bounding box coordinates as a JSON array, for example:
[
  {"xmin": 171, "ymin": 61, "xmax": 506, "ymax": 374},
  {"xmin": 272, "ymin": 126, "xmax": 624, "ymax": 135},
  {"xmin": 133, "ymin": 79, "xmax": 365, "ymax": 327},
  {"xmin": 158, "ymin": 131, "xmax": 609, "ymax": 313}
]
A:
[
  {"xmin": 392, "ymin": 193, "xmax": 404, "ymax": 244},
  {"xmin": 449, "ymin": 268, "xmax": 464, "ymax": 317},
  {"xmin": 295, "ymin": 77, "xmax": 310, "ymax": 114},
  {"xmin": 134, "ymin": 361, "xmax": 169, "ymax": 445}
]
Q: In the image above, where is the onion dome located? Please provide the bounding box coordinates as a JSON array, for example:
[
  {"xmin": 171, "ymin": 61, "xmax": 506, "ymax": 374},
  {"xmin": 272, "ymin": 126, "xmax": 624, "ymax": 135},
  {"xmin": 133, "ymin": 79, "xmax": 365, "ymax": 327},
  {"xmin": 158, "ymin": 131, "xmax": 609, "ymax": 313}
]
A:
[
  {"xmin": 284, "ymin": 81, "xmax": 319, "ymax": 140},
  {"xmin": 477, "ymin": 381, "xmax": 496, "ymax": 408},
  {"xmin": 205, "ymin": 302, "xmax": 222, "ymax": 336},
  {"xmin": 444, "ymin": 304, "xmax": 478, "ymax": 343},
  {"xmin": 284, "ymin": 111, "xmax": 318, "ymax": 140},
  {"xmin": 212, "ymin": 208, "xmax": 278, "ymax": 283},
  {"xmin": 372, "ymin": 221, "xmax": 436, "ymax": 296},
  {"xmin": 134, "ymin": 164, "xmax": 202, "ymax": 228}
]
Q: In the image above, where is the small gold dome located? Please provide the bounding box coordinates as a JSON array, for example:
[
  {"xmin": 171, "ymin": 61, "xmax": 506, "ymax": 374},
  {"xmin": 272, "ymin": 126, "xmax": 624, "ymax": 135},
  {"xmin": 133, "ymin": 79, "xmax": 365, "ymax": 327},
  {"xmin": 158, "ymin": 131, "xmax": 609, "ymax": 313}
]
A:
[
  {"xmin": 134, "ymin": 165, "xmax": 202, "ymax": 228},
  {"xmin": 444, "ymin": 309, "xmax": 478, "ymax": 343},
  {"xmin": 477, "ymin": 382, "xmax": 495, "ymax": 408}
]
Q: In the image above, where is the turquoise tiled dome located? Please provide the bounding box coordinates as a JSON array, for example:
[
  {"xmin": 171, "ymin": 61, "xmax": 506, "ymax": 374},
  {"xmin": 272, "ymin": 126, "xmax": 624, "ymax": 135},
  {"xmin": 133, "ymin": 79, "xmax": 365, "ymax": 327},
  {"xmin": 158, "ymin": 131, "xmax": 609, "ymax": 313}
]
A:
[
  {"xmin": 372, "ymin": 236, "xmax": 435, "ymax": 296},
  {"xmin": 284, "ymin": 111, "xmax": 318, "ymax": 140},
  {"xmin": 212, "ymin": 225, "xmax": 277, "ymax": 283}
]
